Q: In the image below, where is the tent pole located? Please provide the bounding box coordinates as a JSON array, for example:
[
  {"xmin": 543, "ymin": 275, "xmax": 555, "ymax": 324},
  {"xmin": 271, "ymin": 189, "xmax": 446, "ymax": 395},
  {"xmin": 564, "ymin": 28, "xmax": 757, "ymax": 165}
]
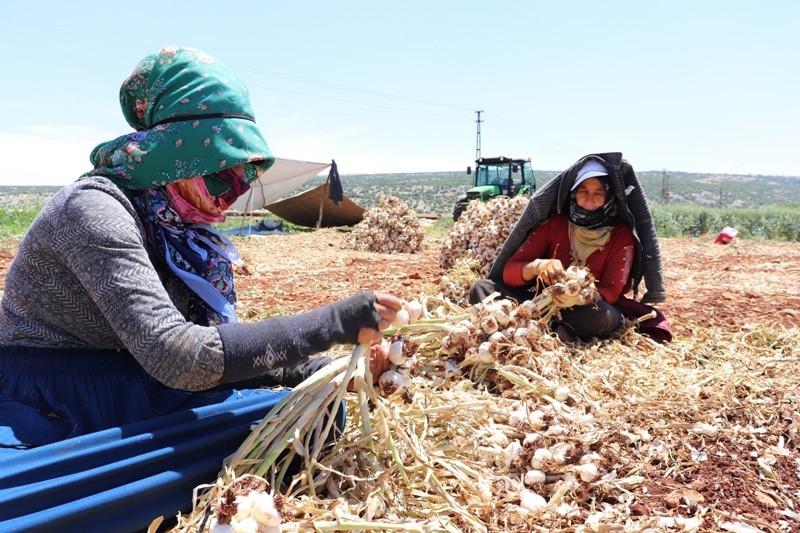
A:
[
  {"xmin": 238, "ymin": 188, "xmax": 255, "ymax": 235},
  {"xmin": 316, "ymin": 176, "xmax": 330, "ymax": 229}
]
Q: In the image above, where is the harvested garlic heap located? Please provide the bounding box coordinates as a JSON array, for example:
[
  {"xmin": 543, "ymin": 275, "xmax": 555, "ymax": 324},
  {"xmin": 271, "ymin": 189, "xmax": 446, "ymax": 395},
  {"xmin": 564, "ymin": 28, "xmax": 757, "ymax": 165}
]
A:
[
  {"xmin": 341, "ymin": 195, "xmax": 426, "ymax": 254},
  {"xmin": 465, "ymin": 396, "xmax": 605, "ymax": 518},
  {"xmin": 350, "ymin": 290, "xmax": 610, "ymax": 527},
  {"xmin": 439, "ymin": 195, "xmax": 528, "ymax": 278}
]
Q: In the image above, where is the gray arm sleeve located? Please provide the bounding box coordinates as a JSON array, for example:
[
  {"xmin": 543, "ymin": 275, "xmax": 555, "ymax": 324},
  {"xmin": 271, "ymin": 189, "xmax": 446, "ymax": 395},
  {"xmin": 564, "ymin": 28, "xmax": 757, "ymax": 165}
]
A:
[{"xmin": 216, "ymin": 292, "xmax": 379, "ymax": 384}]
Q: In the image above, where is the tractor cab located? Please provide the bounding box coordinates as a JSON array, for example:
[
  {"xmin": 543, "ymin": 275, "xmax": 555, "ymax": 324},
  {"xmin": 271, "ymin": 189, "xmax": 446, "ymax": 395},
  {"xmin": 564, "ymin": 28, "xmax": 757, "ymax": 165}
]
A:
[{"xmin": 452, "ymin": 156, "xmax": 535, "ymax": 220}]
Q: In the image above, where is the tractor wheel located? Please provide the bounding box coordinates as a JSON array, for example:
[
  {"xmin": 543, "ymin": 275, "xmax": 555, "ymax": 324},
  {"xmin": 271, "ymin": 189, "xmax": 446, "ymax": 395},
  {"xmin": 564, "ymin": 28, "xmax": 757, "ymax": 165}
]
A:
[{"xmin": 452, "ymin": 204, "xmax": 465, "ymax": 221}]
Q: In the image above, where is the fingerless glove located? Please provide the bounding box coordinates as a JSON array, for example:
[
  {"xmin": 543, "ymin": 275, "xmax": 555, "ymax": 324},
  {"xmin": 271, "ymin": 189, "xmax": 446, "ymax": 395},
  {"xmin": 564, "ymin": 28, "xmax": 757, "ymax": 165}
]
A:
[{"xmin": 217, "ymin": 292, "xmax": 378, "ymax": 384}]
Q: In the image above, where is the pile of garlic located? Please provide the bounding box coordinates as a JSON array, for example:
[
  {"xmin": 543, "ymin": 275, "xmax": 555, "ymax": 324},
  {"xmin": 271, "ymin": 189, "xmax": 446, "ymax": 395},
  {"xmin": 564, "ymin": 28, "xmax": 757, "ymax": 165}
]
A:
[
  {"xmin": 439, "ymin": 195, "xmax": 528, "ymax": 278},
  {"xmin": 341, "ymin": 195, "xmax": 426, "ymax": 254},
  {"xmin": 471, "ymin": 398, "xmax": 604, "ymax": 516}
]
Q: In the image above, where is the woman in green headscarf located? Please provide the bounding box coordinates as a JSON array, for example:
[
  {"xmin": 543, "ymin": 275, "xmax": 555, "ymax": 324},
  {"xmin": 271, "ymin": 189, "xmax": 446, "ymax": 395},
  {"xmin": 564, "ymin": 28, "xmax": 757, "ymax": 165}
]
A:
[{"xmin": 0, "ymin": 46, "xmax": 400, "ymax": 532}]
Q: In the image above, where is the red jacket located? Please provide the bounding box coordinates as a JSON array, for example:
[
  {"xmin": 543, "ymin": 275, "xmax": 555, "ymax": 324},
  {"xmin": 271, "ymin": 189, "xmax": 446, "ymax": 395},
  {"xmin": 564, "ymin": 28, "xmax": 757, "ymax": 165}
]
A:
[{"xmin": 503, "ymin": 213, "xmax": 635, "ymax": 305}]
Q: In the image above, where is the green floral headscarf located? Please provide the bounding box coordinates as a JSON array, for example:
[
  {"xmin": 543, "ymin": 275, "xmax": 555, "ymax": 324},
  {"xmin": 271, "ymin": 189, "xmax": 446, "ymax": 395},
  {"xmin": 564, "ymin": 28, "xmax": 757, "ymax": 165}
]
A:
[{"xmin": 83, "ymin": 45, "xmax": 274, "ymax": 190}]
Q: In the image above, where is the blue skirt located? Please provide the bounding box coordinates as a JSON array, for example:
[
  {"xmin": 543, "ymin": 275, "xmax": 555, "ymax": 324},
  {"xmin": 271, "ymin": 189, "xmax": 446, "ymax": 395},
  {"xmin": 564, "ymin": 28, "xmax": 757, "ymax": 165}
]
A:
[{"xmin": 0, "ymin": 347, "xmax": 343, "ymax": 533}]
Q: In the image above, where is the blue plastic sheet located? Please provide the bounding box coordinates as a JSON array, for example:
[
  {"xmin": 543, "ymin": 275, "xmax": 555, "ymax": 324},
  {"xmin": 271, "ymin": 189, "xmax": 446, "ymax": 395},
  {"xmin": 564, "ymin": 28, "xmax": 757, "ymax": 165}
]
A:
[{"xmin": 0, "ymin": 389, "xmax": 290, "ymax": 533}]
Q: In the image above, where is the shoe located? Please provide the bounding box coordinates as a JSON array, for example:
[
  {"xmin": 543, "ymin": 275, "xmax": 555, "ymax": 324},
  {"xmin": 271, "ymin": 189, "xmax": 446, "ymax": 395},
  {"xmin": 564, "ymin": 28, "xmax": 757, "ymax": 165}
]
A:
[{"xmin": 554, "ymin": 325, "xmax": 576, "ymax": 343}]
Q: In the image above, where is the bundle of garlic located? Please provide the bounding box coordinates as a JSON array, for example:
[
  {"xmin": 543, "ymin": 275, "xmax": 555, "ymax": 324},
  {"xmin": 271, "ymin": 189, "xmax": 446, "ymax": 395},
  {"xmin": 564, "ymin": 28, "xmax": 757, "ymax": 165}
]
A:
[
  {"xmin": 373, "ymin": 298, "xmax": 427, "ymax": 398},
  {"xmin": 340, "ymin": 195, "xmax": 426, "ymax": 254},
  {"xmin": 376, "ymin": 336, "xmax": 418, "ymax": 398},
  {"xmin": 531, "ymin": 265, "xmax": 597, "ymax": 322},
  {"xmin": 439, "ymin": 195, "xmax": 528, "ymax": 277}
]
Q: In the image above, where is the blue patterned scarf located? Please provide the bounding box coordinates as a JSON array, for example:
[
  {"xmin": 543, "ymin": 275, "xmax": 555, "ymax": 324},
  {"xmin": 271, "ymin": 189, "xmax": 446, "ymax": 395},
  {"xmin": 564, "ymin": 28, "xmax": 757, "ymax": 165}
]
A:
[{"xmin": 130, "ymin": 188, "xmax": 240, "ymax": 326}]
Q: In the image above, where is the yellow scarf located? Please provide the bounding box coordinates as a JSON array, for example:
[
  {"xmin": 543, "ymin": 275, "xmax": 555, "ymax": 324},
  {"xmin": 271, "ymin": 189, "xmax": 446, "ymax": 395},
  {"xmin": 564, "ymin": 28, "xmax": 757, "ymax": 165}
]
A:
[{"xmin": 569, "ymin": 224, "xmax": 612, "ymax": 266}]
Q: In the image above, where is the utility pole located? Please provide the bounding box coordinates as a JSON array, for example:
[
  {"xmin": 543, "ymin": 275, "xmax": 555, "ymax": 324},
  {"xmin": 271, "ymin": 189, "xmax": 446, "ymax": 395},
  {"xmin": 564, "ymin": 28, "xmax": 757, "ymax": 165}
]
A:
[
  {"xmin": 475, "ymin": 110, "xmax": 483, "ymax": 161},
  {"xmin": 660, "ymin": 169, "xmax": 670, "ymax": 204}
]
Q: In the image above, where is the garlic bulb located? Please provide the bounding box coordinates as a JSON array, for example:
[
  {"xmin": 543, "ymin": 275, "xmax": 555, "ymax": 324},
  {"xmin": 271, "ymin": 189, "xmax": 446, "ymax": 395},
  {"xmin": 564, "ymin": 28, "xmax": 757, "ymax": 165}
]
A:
[
  {"xmin": 499, "ymin": 441, "xmax": 522, "ymax": 468},
  {"xmin": 480, "ymin": 314, "xmax": 499, "ymax": 335},
  {"xmin": 554, "ymin": 386, "xmax": 570, "ymax": 402},
  {"xmin": 391, "ymin": 308, "xmax": 410, "ymax": 328},
  {"xmin": 519, "ymin": 489, "xmax": 547, "ymax": 513},
  {"xmin": 475, "ymin": 342, "xmax": 494, "ymax": 363},
  {"xmin": 208, "ymin": 518, "xmax": 234, "ymax": 533},
  {"xmin": 387, "ymin": 339, "xmax": 406, "ymax": 366},
  {"xmin": 574, "ymin": 462, "xmax": 599, "ymax": 482},
  {"xmin": 379, "ymin": 369, "xmax": 407, "ymax": 396},
  {"xmin": 405, "ymin": 298, "xmax": 423, "ymax": 322},
  {"xmin": 488, "ymin": 331, "xmax": 507, "ymax": 344},
  {"xmin": 228, "ymin": 491, "xmax": 282, "ymax": 533},
  {"xmin": 524, "ymin": 469, "xmax": 547, "ymax": 485},
  {"xmin": 530, "ymin": 448, "xmax": 553, "ymax": 469},
  {"xmin": 513, "ymin": 327, "xmax": 530, "ymax": 347}
]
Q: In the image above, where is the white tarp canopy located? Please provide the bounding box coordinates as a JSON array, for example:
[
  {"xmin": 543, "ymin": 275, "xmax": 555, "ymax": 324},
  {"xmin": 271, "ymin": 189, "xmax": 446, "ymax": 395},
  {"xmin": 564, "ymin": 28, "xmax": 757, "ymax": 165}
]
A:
[{"xmin": 228, "ymin": 157, "xmax": 331, "ymax": 213}]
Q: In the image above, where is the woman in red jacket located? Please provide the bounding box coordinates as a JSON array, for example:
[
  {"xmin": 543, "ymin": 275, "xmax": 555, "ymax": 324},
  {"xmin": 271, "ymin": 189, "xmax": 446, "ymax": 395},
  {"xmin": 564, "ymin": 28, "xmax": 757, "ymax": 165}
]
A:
[{"xmin": 470, "ymin": 160, "xmax": 635, "ymax": 341}]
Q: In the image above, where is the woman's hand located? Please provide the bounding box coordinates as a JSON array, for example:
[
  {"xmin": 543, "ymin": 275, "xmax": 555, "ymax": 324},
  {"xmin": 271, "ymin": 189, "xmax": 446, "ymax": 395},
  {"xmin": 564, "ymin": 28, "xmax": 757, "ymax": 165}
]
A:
[
  {"xmin": 357, "ymin": 292, "xmax": 403, "ymax": 345},
  {"xmin": 347, "ymin": 342, "xmax": 390, "ymax": 391},
  {"xmin": 368, "ymin": 342, "xmax": 391, "ymax": 384},
  {"xmin": 524, "ymin": 259, "xmax": 564, "ymax": 285}
]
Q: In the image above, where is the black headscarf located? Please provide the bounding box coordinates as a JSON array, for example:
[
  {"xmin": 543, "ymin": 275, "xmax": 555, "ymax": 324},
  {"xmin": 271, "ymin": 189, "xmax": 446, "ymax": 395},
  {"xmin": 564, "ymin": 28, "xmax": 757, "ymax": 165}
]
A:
[{"xmin": 567, "ymin": 175, "xmax": 618, "ymax": 229}]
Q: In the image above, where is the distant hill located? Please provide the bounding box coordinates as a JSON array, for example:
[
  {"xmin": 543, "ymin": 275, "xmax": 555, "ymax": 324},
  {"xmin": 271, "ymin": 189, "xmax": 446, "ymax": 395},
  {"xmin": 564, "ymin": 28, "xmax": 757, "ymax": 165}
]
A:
[
  {"xmin": 2, "ymin": 170, "xmax": 798, "ymax": 214},
  {"xmin": 299, "ymin": 169, "xmax": 800, "ymax": 214}
]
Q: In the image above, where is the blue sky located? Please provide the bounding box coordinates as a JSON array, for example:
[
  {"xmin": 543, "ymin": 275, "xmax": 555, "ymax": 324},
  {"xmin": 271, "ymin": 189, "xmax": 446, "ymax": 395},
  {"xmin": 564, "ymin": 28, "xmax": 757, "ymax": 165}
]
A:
[{"xmin": 1, "ymin": 1, "xmax": 798, "ymax": 186}]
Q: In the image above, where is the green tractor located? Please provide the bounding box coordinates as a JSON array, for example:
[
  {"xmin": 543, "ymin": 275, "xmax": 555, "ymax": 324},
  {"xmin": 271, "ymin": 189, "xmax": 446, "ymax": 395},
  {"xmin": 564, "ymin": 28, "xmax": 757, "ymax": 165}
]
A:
[{"xmin": 452, "ymin": 156, "xmax": 535, "ymax": 221}]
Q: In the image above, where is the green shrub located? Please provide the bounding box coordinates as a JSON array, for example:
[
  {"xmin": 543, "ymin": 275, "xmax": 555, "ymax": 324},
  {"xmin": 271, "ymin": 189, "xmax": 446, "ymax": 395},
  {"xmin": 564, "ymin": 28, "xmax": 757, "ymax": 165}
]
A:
[
  {"xmin": 0, "ymin": 205, "xmax": 43, "ymax": 241},
  {"xmin": 651, "ymin": 205, "xmax": 799, "ymax": 241}
]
